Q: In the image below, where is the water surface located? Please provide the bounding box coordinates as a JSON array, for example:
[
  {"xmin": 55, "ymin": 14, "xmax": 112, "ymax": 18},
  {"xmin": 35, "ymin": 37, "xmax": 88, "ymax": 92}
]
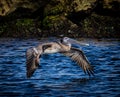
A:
[{"xmin": 0, "ymin": 38, "xmax": 120, "ymax": 97}]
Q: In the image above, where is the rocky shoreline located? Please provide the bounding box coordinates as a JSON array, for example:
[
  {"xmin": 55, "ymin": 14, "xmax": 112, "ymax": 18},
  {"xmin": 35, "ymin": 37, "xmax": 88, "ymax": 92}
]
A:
[{"xmin": 0, "ymin": 0, "xmax": 120, "ymax": 38}]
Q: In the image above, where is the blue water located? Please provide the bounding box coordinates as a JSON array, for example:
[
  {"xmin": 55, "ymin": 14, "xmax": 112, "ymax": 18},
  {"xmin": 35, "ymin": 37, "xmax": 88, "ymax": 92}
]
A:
[{"xmin": 0, "ymin": 38, "xmax": 120, "ymax": 97}]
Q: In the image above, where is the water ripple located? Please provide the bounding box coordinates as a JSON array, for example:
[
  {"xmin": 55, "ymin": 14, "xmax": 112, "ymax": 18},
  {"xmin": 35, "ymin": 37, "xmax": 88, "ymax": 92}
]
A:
[{"xmin": 0, "ymin": 38, "xmax": 120, "ymax": 97}]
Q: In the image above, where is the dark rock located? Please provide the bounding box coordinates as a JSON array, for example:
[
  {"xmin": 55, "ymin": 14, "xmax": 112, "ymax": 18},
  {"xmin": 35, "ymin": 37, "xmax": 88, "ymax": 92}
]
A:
[{"xmin": 0, "ymin": 0, "xmax": 120, "ymax": 38}]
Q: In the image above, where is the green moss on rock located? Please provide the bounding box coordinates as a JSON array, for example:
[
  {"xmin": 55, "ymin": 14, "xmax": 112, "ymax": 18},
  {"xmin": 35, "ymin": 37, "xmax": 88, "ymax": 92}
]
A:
[
  {"xmin": 42, "ymin": 15, "xmax": 61, "ymax": 29},
  {"xmin": 44, "ymin": 3, "xmax": 64, "ymax": 16},
  {"xmin": 81, "ymin": 13, "xmax": 120, "ymax": 38},
  {"xmin": 0, "ymin": 0, "xmax": 120, "ymax": 38},
  {"xmin": 16, "ymin": 19, "xmax": 34, "ymax": 27},
  {"xmin": 0, "ymin": 18, "xmax": 42, "ymax": 37}
]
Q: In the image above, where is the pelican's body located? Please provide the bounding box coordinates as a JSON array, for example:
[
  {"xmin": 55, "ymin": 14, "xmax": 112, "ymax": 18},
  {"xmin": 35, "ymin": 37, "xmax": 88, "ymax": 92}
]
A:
[
  {"xmin": 26, "ymin": 37, "xmax": 94, "ymax": 78},
  {"xmin": 38, "ymin": 42, "xmax": 70, "ymax": 54}
]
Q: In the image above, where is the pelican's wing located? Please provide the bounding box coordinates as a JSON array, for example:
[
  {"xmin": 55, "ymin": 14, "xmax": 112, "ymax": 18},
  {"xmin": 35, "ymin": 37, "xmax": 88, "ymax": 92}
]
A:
[
  {"xmin": 61, "ymin": 47, "xmax": 94, "ymax": 76},
  {"xmin": 26, "ymin": 47, "xmax": 41, "ymax": 78}
]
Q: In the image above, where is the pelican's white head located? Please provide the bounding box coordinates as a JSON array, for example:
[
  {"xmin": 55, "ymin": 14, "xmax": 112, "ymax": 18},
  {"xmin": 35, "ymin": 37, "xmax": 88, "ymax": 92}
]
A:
[
  {"xmin": 60, "ymin": 37, "xmax": 71, "ymax": 47},
  {"xmin": 62, "ymin": 37, "xmax": 89, "ymax": 46},
  {"xmin": 63, "ymin": 37, "xmax": 70, "ymax": 43}
]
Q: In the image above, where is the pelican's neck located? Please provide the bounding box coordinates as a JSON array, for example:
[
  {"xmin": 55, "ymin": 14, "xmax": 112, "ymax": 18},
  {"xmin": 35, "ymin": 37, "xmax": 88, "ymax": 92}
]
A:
[{"xmin": 67, "ymin": 42, "xmax": 71, "ymax": 48}]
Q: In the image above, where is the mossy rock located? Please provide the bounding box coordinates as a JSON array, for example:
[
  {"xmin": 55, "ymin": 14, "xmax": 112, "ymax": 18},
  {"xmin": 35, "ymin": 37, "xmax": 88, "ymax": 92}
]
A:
[
  {"xmin": 15, "ymin": 19, "xmax": 34, "ymax": 27},
  {"xmin": 81, "ymin": 13, "xmax": 120, "ymax": 38},
  {"xmin": 42, "ymin": 15, "xmax": 62, "ymax": 29},
  {"xmin": 0, "ymin": 18, "xmax": 42, "ymax": 37},
  {"xmin": 44, "ymin": 3, "xmax": 64, "ymax": 16}
]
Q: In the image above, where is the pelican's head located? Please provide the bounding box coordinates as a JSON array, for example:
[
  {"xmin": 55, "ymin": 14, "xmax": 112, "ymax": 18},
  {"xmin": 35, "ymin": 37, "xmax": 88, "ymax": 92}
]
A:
[
  {"xmin": 63, "ymin": 37, "xmax": 70, "ymax": 43},
  {"xmin": 60, "ymin": 37, "xmax": 71, "ymax": 47},
  {"xmin": 61, "ymin": 37, "xmax": 89, "ymax": 46}
]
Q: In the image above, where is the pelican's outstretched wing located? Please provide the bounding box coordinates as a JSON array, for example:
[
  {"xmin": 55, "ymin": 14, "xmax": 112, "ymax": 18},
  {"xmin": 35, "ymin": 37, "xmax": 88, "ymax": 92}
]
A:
[
  {"xmin": 26, "ymin": 47, "xmax": 40, "ymax": 78},
  {"xmin": 61, "ymin": 47, "xmax": 94, "ymax": 76}
]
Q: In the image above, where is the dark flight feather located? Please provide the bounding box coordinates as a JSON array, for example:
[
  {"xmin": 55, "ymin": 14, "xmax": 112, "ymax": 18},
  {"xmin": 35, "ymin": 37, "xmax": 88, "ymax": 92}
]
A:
[
  {"xmin": 26, "ymin": 47, "xmax": 40, "ymax": 78},
  {"xmin": 61, "ymin": 47, "xmax": 94, "ymax": 76}
]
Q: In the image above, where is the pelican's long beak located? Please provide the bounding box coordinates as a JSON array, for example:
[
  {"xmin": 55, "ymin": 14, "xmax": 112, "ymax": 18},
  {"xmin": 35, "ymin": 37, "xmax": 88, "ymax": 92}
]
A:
[{"xmin": 68, "ymin": 38, "xmax": 89, "ymax": 46}]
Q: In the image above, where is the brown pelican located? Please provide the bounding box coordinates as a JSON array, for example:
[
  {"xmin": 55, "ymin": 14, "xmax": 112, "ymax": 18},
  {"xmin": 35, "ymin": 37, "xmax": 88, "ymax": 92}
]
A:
[{"xmin": 26, "ymin": 37, "xmax": 94, "ymax": 78}]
